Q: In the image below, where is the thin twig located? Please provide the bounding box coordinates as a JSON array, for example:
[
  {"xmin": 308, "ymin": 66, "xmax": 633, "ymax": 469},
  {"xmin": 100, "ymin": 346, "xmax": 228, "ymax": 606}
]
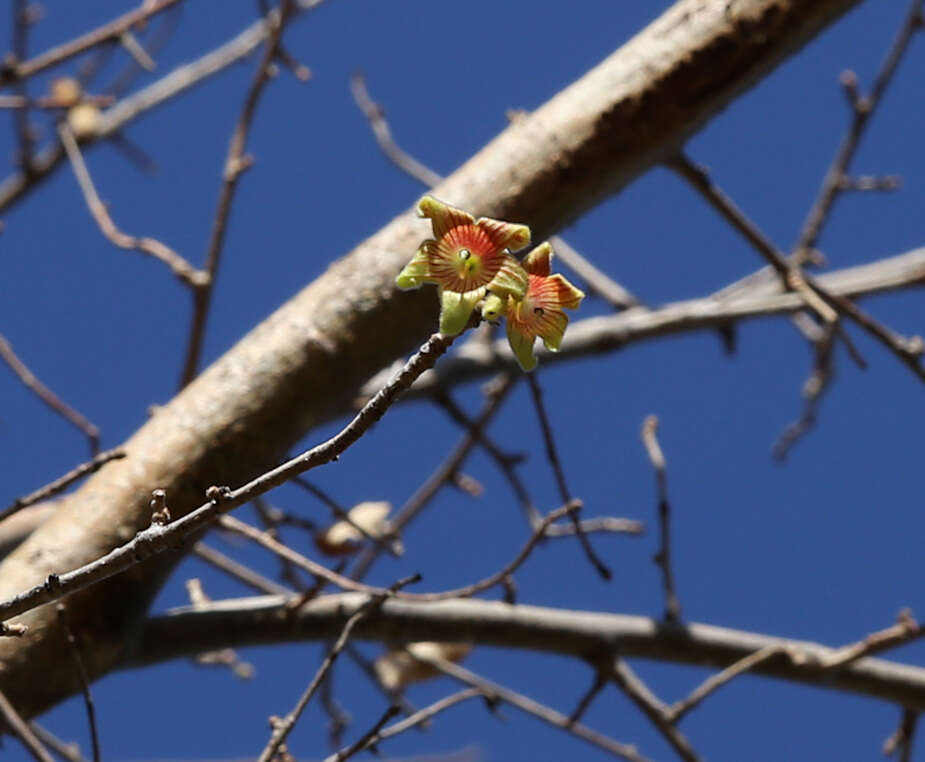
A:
[
  {"xmin": 56, "ymin": 606, "xmax": 100, "ymax": 762},
  {"xmin": 322, "ymin": 705, "xmax": 402, "ymax": 762},
  {"xmin": 666, "ymin": 645, "xmax": 783, "ymax": 723},
  {"xmin": 667, "ymin": 153, "xmax": 836, "ymax": 324},
  {"xmin": 223, "ymin": 501, "xmax": 581, "ymax": 603},
  {"xmin": 794, "ymin": 0, "xmax": 925, "ymax": 257},
  {"xmin": 609, "ymin": 658, "xmax": 702, "ymax": 762},
  {"xmin": 0, "ymin": 687, "xmax": 54, "ymax": 762},
  {"xmin": 527, "ymin": 372, "xmax": 611, "ymax": 580},
  {"xmin": 883, "ymin": 709, "xmax": 919, "ymax": 761},
  {"xmin": 0, "ymin": 333, "xmax": 99, "ymax": 455},
  {"xmin": 772, "ymin": 322, "xmax": 837, "ymax": 461},
  {"xmin": 256, "ymin": 575, "xmax": 419, "ymax": 762},
  {"xmin": 820, "ymin": 609, "xmax": 923, "ymax": 669},
  {"xmin": 57, "ymin": 123, "xmax": 205, "ymax": 287},
  {"xmin": 0, "ymin": 448, "xmax": 124, "ymax": 523},
  {"xmin": 28, "ymin": 724, "xmax": 88, "ymax": 762},
  {"xmin": 0, "ymin": 0, "xmax": 184, "ymax": 84},
  {"xmin": 640, "ymin": 415, "xmax": 680, "ymax": 622},
  {"xmin": 179, "ymin": 0, "xmax": 297, "ymax": 387},
  {"xmin": 322, "ymin": 690, "xmax": 480, "ymax": 762},
  {"xmin": 191, "ymin": 541, "xmax": 291, "ymax": 595},
  {"xmin": 11, "ymin": 0, "xmax": 35, "ymax": 173},
  {"xmin": 568, "ymin": 671, "xmax": 607, "ymax": 726},
  {"xmin": 413, "ymin": 653, "xmax": 651, "ymax": 762},
  {"xmin": 0, "ymin": 329, "xmax": 462, "ymax": 625}
]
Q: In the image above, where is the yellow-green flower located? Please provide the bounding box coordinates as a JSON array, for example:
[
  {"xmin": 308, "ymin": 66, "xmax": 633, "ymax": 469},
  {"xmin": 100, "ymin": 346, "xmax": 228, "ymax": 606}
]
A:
[
  {"xmin": 482, "ymin": 242, "xmax": 585, "ymax": 371},
  {"xmin": 397, "ymin": 196, "xmax": 530, "ymax": 335}
]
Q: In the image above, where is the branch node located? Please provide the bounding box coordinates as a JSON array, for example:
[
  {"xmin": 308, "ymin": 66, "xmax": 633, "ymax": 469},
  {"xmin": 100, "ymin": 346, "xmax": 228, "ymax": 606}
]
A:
[{"xmin": 150, "ymin": 488, "xmax": 171, "ymax": 525}]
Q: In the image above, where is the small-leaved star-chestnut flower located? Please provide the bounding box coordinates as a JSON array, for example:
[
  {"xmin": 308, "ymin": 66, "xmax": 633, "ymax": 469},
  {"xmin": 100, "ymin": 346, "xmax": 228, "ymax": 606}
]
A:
[
  {"xmin": 396, "ymin": 195, "xmax": 531, "ymax": 335},
  {"xmin": 481, "ymin": 242, "xmax": 585, "ymax": 371}
]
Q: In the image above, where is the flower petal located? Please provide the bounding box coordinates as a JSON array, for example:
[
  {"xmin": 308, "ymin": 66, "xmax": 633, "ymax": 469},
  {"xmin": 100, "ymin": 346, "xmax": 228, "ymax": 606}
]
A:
[
  {"xmin": 545, "ymin": 273, "xmax": 585, "ymax": 310},
  {"xmin": 486, "ymin": 255, "xmax": 528, "ymax": 299},
  {"xmin": 439, "ymin": 288, "xmax": 483, "ymax": 335},
  {"xmin": 506, "ymin": 319, "xmax": 538, "ymax": 371},
  {"xmin": 522, "ymin": 241, "xmax": 553, "ymax": 276},
  {"xmin": 478, "ymin": 217, "xmax": 531, "ymax": 253},
  {"xmin": 395, "ymin": 241, "xmax": 437, "ymax": 290},
  {"xmin": 418, "ymin": 195, "xmax": 474, "ymax": 239},
  {"xmin": 537, "ymin": 309, "xmax": 570, "ymax": 351}
]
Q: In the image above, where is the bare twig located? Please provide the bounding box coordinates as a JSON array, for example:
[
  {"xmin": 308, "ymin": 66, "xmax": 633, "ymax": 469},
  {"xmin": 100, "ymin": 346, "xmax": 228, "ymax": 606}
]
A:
[
  {"xmin": 527, "ymin": 373, "xmax": 610, "ymax": 580},
  {"xmin": 256, "ymin": 575, "xmax": 419, "ymax": 762},
  {"xmin": 0, "ymin": 0, "xmax": 184, "ymax": 84},
  {"xmin": 795, "ymin": 0, "xmax": 925, "ymax": 256},
  {"xmin": 820, "ymin": 609, "xmax": 923, "ymax": 669},
  {"xmin": 223, "ymin": 501, "xmax": 581, "ymax": 603},
  {"xmin": 667, "ymin": 153, "xmax": 836, "ymax": 323},
  {"xmin": 0, "ymin": 687, "xmax": 54, "ymax": 762},
  {"xmin": 883, "ymin": 709, "xmax": 919, "ymax": 761},
  {"xmin": 10, "ymin": 0, "xmax": 35, "ymax": 172},
  {"xmin": 56, "ymin": 606, "xmax": 100, "ymax": 762},
  {"xmin": 0, "ymin": 448, "xmax": 124, "ymax": 524},
  {"xmin": 28, "ymin": 724, "xmax": 88, "ymax": 762},
  {"xmin": 180, "ymin": 0, "xmax": 297, "ymax": 387},
  {"xmin": 666, "ymin": 645, "xmax": 783, "ymax": 723},
  {"xmin": 568, "ymin": 670, "xmax": 607, "ymax": 726},
  {"xmin": 58, "ymin": 124, "xmax": 205, "ymax": 287},
  {"xmin": 191, "ymin": 541, "xmax": 291, "ymax": 595},
  {"xmin": 321, "ymin": 690, "xmax": 480, "ymax": 762},
  {"xmin": 772, "ymin": 322, "xmax": 837, "ymax": 460},
  {"xmin": 413, "ymin": 652, "xmax": 651, "ymax": 762},
  {"xmin": 322, "ymin": 705, "xmax": 401, "ymax": 762},
  {"xmin": 640, "ymin": 416, "xmax": 680, "ymax": 622},
  {"xmin": 0, "ymin": 330, "xmax": 461, "ymax": 625},
  {"xmin": 349, "ymin": 72, "xmax": 442, "ymax": 186},
  {"xmin": 0, "ymin": 333, "xmax": 99, "ymax": 455},
  {"xmin": 610, "ymin": 658, "xmax": 702, "ymax": 762}
]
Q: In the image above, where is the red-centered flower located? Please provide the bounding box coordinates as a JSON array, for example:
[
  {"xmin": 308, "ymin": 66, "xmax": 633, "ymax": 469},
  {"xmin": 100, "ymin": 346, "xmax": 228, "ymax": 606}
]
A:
[
  {"xmin": 482, "ymin": 242, "xmax": 585, "ymax": 371},
  {"xmin": 396, "ymin": 195, "xmax": 530, "ymax": 335}
]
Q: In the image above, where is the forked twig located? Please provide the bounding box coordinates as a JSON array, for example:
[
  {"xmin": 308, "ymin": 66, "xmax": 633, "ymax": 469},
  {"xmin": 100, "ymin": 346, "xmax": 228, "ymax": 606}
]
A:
[
  {"xmin": 256, "ymin": 574, "xmax": 419, "ymax": 762},
  {"xmin": 58, "ymin": 124, "xmax": 205, "ymax": 287}
]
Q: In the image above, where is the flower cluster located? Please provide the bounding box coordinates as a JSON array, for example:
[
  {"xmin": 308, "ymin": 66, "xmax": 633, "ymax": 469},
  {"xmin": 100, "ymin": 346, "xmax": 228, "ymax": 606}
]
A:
[{"xmin": 397, "ymin": 196, "xmax": 584, "ymax": 371}]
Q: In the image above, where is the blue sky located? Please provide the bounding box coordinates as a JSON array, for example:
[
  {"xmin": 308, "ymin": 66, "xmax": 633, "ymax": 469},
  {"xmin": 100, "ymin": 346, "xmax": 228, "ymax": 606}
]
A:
[{"xmin": 1, "ymin": 2, "xmax": 923, "ymax": 761}]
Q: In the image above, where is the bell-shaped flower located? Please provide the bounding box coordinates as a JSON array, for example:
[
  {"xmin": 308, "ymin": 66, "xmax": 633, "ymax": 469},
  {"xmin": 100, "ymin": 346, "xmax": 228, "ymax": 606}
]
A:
[
  {"xmin": 482, "ymin": 242, "xmax": 585, "ymax": 371},
  {"xmin": 397, "ymin": 195, "xmax": 530, "ymax": 335}
]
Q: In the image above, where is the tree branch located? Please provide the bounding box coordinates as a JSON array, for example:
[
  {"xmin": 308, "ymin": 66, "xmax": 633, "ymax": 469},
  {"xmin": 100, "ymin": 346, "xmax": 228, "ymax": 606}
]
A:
[{"xmin": 127, "ymin": 594, "xmax": 925, "ymax": 711}]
